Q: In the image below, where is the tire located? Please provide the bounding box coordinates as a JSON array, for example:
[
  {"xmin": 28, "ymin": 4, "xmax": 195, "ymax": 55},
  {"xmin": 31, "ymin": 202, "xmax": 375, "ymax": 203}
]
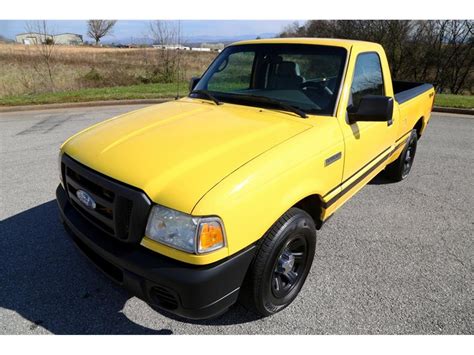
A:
[
  {"xmin": 385, "ymin": 129, "xmax": 418, "ymax": 182},
  {"xmin": 239, "ymin": 207, "xmax": 316, "ymax": 317}
]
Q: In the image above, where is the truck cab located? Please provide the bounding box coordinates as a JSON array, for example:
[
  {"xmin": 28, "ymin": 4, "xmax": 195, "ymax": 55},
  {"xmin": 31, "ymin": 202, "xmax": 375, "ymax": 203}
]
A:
[{"xmin": 57, "ymin": 38, "xmax": 434, "ymax": 319}]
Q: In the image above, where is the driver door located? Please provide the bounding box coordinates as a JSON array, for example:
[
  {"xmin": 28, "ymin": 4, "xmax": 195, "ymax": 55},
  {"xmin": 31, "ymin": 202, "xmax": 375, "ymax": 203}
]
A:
[{"xmin": 339, "ymin": 52, "xmax": 397, "ymax": 182}]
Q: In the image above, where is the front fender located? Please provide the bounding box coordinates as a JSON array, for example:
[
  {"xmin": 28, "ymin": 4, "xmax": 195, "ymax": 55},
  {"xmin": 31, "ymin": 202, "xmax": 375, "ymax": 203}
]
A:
[{"xmin": 192, "ymin": 124, "xmax": 344, "ymax": 257}]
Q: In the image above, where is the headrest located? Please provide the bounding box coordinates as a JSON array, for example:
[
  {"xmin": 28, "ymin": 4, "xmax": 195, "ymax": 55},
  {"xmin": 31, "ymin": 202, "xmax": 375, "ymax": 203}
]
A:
[{"xmin": 277, "ymin": 61, "xmax": 298, "ymax": 76}]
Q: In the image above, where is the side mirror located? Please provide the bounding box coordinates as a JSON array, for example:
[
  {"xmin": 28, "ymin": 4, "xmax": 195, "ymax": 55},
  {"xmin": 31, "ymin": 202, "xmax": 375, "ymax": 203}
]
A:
[
  {"xmin": 189, "ymin": 77, "xmax": 200, "ymax": 92},
  {"xmin": 347, "ymin": 95, "xmax": 393, "ymax": 124}
]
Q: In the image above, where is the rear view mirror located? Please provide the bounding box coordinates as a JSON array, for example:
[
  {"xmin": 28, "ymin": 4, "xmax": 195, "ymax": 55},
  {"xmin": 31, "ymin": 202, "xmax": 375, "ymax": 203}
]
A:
[
  {"xmin": 348, "ymin": 95, "xmax": 393, "ymax": 124},
  {"xmin": 189, "ymin": 77, "xmax": 201, "ymax": 92}
]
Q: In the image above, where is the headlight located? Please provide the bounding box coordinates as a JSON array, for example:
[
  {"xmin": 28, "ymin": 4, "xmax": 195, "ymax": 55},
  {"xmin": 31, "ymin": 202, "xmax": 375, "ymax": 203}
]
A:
[{"xmin": 145, "ymin": 205, "xmax": 226, "ymax": 254}]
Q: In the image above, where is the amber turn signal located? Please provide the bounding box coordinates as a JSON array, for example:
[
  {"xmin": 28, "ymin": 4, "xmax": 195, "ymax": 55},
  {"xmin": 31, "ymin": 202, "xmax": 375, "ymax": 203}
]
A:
[{"xmin": 198, "ymin": 220, "xmax": 225, "ymax": 253}]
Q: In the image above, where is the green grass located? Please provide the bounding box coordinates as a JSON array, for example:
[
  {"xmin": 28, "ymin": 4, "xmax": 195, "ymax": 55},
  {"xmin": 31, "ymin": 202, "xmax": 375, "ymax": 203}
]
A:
[
  {"xmin": 0, "ymin": 83, "xmax": 186, "ymax": 106},
  {"xmin": 0, "ymin": 84, "xmax": 472, "ymax": 109},
  {"xmin": 435, "ymin": 94, "xmax": 474, "ymax": 109}
]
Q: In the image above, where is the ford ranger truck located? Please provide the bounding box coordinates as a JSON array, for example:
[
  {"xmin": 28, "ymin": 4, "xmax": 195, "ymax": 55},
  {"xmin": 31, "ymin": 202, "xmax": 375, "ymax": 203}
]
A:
[{"xmin": 56, "ymin": 38, "xmax": 435, "ymax": 319}]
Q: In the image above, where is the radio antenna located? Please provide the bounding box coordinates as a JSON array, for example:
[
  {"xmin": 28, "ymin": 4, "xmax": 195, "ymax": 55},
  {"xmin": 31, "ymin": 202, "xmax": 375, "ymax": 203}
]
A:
[{"xmin": 175, "ymin": 20, "xmax": 181, "ymax": 100}]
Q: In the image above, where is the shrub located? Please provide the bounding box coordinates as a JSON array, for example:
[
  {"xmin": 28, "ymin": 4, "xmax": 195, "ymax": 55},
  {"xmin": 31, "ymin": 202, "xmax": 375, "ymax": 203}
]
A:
[{"xmin": 82, "ymin": 67, "xmax": 102, "ymax": 82}]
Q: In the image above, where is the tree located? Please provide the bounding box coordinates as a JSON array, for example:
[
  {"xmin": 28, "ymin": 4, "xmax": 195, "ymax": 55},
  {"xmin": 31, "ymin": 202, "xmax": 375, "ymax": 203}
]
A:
[
  {"xmin": 148, "ymin": 20, "xmax": 183, "ymax": 83},
  {"xmin": 149, "ymin": 20, "xmax": 180, "ymax": 47},
  {"xmin": 279, "ymin": 20, "xmax": 474, "ymax": 94},
  {"xmin": 23, "ymin": 20, "xmax": 57, "ymax": 91},
  {"xmin": 87, "ymin": 20, "xmax": 117, "ymax": 45},
  {"xmin": 438, "ymin": 20, "xmax": 473, "ymax": 94}
]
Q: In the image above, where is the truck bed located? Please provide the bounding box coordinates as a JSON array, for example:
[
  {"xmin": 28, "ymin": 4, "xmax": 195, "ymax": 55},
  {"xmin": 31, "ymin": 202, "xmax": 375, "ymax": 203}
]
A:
[
  {"xmin": 392, "ymin": 80, "xmax": 435, "ymax": 141},
  {"xmin": 393, "ymin": 80, "xmax": 434, "ymax": 104}
]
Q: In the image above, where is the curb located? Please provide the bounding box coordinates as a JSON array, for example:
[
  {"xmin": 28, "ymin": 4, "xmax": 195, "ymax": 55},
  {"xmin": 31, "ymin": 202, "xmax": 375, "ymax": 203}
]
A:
[
  {"xmin": 0, "ymin": 99, "xmax": 472, "ymax": 115},
  {"xmin": 0, "ymin": 98, "xmax": 172, "ymax": 113},
  {"xmin": 432, "ymin": 106, "xmax": 473, "ymax": 116}
]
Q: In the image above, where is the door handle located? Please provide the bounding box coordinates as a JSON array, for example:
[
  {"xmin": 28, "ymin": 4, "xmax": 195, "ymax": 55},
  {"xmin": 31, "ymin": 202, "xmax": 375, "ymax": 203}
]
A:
[{"xmin": 325, "ymin": 152, "xmax": 342, "ymax": 166}]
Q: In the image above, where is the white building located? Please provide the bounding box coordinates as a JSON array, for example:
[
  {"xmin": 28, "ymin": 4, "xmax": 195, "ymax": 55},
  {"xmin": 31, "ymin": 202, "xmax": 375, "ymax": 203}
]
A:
[
  {"xmin": 15, "ymin": 32, "xmax": 83, "ymax": 45},
  {"xmin": 53, "ymin": 33, "xmax": 83, "ymax": 45},
  {"xmin": 201, "ymin": 42, "xmax": 225, "ymax": 51},
  {"xmin": 15, "ymin": 32, "xmax": 53, "ymax": 45},
  {"xmin": 191, "ymin": 47, "xmax": 211, "ymax": 52},
  {"xmin": 152, "ymin": 44, "xmax": 190, "ymax": 50}
]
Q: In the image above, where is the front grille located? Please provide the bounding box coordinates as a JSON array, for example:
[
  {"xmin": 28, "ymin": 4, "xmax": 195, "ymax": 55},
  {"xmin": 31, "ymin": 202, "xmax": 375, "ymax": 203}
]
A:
[
  {"xmin": 62, "ymin": 154, "xmax": 152, "ymax": 243},
  {"xmin": 67, "ymin": 170, "xmax": 117, "ymax": 235}
]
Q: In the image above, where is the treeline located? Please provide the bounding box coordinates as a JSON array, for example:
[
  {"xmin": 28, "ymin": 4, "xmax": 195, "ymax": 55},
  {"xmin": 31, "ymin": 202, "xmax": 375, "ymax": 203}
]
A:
[{"xmin": 280, "ymin": 20, "xmax": 473, "ymax": 94}]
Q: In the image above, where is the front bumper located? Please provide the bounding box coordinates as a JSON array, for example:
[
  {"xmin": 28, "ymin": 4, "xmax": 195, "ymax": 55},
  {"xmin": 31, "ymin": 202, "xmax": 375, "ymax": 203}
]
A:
[{"xmin": 56, "ymin": 184, "xmax": 256, "ymax": 319}]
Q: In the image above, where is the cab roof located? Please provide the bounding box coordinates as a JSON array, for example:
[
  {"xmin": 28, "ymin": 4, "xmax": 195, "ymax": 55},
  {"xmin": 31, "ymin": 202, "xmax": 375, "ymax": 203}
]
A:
[{"xmin": 231, "ymin": 37, "xmax": 382, "ymax": 51}]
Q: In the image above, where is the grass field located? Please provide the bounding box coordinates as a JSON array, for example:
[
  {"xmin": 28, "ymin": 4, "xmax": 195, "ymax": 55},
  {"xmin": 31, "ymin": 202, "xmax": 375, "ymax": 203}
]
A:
[
  {"xmin": 0, "ymin": 43, "xmax": 215, "ymax": 97},
  {"xmin": 0, "ymin": 83, "xmax": 185, "ymax": 106},
  {"xmin": 433, "ymin": 94, "xmax": 474, "ymax": 109}
]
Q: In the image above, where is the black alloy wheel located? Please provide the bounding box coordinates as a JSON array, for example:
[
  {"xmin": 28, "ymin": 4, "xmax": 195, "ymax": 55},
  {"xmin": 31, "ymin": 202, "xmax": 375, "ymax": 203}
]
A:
[
  {"xmin": 401, "ymin": 137, "xmax": 417, "ymax": 178},
  {"xmin": 385, "ymin": 129, "xmax": 418, "ymax": 182},
  {"xmin": 271, "ymin": 235, "xmax": 308, "ymax": 299},
  {"xmin": 239, "ymin": 208, "xmax": 316, "ymax": 317}
]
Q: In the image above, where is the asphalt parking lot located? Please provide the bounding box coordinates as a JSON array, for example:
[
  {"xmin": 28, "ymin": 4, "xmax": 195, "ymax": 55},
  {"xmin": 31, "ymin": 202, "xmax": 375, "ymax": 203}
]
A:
[{"xmin": 0, "ymin": 105, "xmax": 472, "ymax": 334}]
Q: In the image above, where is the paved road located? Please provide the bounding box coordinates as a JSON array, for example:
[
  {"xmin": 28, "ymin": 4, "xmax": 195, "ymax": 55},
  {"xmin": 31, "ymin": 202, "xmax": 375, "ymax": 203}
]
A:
[{"xmin": 0, "ymin": 105, "xmax": 472, "ymax": 334}]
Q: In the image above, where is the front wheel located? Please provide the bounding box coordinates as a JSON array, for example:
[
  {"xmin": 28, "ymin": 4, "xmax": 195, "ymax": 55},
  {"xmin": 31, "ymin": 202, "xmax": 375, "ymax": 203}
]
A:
[
  {"xmin": 385, "ymin": 129, "xmax": 418, "ymax": 182},
  {"xmin": 239, "ymin": 208, "xmax": 316, "ymax": 317}
]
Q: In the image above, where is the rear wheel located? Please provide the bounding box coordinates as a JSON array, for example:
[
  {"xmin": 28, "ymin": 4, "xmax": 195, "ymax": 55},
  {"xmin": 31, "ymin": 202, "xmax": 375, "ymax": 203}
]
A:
[
  {"xmin": 385, "ymin": 129, "xmax": 418, "ymax": 182},
  {"xmin": 239, "ymin": 208, "xmax": 316, "ymax": 317}
]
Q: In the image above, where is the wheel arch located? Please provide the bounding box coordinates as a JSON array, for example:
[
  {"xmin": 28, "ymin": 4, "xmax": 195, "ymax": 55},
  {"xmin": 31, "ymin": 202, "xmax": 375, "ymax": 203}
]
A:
[
  {"xmin": 292, "ymin": 194, "xmax": 325, "ymax": 230},
  {"xmin": 414, "ymin": 116, "xmax": 424, "ymax": 138}
]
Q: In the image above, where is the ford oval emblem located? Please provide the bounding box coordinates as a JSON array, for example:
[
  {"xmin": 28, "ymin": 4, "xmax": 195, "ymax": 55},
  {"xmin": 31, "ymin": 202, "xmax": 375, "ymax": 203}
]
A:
[{"xmin": 76, "ymin": 189, "xmax": 96, "ymax": 210}]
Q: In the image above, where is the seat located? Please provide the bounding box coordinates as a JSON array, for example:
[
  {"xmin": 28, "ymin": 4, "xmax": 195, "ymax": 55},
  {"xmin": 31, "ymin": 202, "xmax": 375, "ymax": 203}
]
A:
[{"xmin": 270, "ymin": 61, "xmax": 303, "ymax": 89}]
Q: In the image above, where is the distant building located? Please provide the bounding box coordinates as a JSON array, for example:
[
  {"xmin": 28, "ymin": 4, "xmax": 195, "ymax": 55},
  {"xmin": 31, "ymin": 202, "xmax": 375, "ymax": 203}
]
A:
[
  {"xmin": 15, "ymin": 32, "xmax": 83, "ymax": 45},
  {"xmin": 15, "ymin": 32, "xmax": 52, "ymax": 45},
  {"xmin": 191, "ymin": 47, "xmax": 211, "ymax": 52},
  {"xmin": 53, "ymin": 33, "xmax": 83, "ymax": 45},
  {"xmin": 152, "ymin": 44, "xmax": 190, "ymax": 50},
  {"xmin": 201, "ymin": 42, "xmax": 225, "ymax": 51},
  {"xmin": 151, "ymin": 43, "xmax": 223, "ymax": 52}
]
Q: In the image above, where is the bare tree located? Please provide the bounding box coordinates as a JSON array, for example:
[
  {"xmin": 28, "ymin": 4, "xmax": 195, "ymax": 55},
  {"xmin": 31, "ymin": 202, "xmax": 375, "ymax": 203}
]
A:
[
  {"xmin": 24, "ymin": 20, "xmax": 57, "ymax": 91},
  {"xmin": 148, "ymin": 20, "xmax": 183, "ymax": 83},
  {"xmin": 441, "ymin": 20, "xmax": 473, "ymax": 94},
  {"xmin": 87, "ymin": 20, "xmax": 117, "ymax": 45},
  {"xmin": 149, "ymin": 20, "xmax": 180, "ymax": 47}
]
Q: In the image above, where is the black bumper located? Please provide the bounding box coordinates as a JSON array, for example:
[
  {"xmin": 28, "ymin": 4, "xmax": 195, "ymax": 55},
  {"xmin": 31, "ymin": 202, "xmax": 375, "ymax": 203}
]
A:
[{"xmin": 56, "ymin": 184, "xmax": 256, "ymax": 320}]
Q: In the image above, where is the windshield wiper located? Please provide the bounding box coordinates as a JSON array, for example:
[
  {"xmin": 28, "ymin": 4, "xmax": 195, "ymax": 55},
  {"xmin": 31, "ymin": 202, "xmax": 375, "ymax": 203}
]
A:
[
  {"xmin": 227, "ymin": 94, "xmax": 308, "ymax": 118},
  {"xmin": 190, "ymin": 90, "xmax": 222, "ymax": 106}
]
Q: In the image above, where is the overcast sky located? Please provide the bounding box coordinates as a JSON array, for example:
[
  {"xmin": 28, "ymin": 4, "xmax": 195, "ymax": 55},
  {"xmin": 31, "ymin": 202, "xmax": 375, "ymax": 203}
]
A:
[{"xmin": 0, "ymin": 20, "xmax": 297, "ymax": 41}]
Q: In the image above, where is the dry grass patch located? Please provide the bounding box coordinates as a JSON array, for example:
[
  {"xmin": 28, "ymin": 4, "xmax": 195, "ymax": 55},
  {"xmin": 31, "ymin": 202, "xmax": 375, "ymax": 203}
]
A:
[{"xmin": 0, "ymin": 43, "xmax": 216, "ymax": 97}]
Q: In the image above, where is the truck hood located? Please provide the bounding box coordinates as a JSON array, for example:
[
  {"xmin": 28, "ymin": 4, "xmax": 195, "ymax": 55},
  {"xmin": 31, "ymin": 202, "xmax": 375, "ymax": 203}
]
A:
[{"xmin": 63, "ymin": 99, "xmax": 311, "ymax": 213}]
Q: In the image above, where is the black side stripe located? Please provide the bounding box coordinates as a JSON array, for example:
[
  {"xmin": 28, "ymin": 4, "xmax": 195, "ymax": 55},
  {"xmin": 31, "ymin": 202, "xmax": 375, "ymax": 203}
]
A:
[
  {"xmin": 322, "ymin": 138, "xmax": 408, "ymax": 209},
  {"xmin": 396, "ymin": 130, "xmax": 412, "ymax": 144},
  {"xmin": 323, "ymin": 146, "xmax": 391, "ymax": 201}
]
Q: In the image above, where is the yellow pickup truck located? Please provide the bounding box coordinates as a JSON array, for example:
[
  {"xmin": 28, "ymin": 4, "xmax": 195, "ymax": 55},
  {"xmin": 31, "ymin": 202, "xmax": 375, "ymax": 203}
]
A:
[{"xmin": 56, "ymin": 38, "xmax": 435, "ymax": 319}]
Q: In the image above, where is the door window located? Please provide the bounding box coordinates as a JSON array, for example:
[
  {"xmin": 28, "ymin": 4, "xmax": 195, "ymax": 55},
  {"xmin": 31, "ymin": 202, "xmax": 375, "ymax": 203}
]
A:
[{"xmin": 350, "ymin": 53, "xmax": 384, "ymax": 108}]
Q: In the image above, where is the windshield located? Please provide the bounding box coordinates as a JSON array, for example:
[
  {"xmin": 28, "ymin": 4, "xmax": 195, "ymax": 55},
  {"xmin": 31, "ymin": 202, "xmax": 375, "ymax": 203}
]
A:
[{"xmin": 192, "ymin": 44, "xmax": 347, "ymax": 115}]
